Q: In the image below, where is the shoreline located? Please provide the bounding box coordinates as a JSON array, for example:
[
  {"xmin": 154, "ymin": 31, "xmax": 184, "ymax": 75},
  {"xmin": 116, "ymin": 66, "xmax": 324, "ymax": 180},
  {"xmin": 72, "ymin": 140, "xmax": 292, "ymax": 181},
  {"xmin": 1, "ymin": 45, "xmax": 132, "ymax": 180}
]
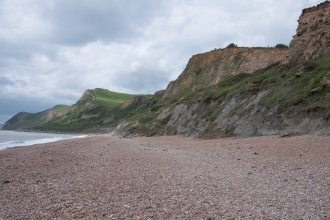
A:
[
  {"xmin": 1, "ymin": 134, "xmax": 329, "ymax": 219},
  {"xmin": 0, "ymin": 130, "xmax": 91, "ymax": 151},
  {"xmin": 0, "ymin": 128, "xmax": 95, "ymax": 135}
]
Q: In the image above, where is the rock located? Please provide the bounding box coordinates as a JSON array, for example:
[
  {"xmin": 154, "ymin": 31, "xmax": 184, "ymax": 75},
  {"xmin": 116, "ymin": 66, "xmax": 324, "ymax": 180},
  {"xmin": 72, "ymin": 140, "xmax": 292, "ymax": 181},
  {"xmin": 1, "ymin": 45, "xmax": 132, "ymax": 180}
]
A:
[
  {"xmin": 309, "ymin": 87, "xmax": 321, "ymax": 94},
  {"xmin": 321, "ymin": 76, "xmax": 330, "ymax": 86},
  {"xmin": 295, "ymin": 67, "xmax": 307, "ymax": 77}
]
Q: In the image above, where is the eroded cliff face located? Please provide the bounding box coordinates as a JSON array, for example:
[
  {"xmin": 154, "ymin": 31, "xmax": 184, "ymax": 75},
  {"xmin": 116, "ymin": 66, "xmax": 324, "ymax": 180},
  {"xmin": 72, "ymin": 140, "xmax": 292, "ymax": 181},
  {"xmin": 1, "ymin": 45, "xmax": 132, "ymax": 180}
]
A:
[
  {"xmin": 156, "ymin": 92, "xmax": 330, "ymax": 138},
  {"xmin": 115, "ymin": 2, "xmax": 330, "ymax": 138},
  {"xmin": 74, "ymin": 90, "xmax": 95, "ymax": 107},
  {"xmin": 163, "ymin": 48, "xmax": 288, "ymax": 98},
  {"xmin": 119, "ymin": 95, "xmax": 153, "ymax": 109},
  {"xmin": 285, "ymin": 1, "xmax": 330, "ymax": 65}
]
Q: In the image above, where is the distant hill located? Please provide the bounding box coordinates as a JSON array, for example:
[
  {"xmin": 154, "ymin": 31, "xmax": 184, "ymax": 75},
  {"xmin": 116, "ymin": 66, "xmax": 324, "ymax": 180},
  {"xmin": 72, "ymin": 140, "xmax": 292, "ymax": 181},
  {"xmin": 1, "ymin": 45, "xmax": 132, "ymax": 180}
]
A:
[
  {"xmin": 2, "ymin": 104, "xmax": 70, "ymax": 131},
  {"xmin": 0, "ymin": 124, "xmax": 3, "ymax": 129},
  {"xmin": 2, "ymin": 89, "xmax": 140, "ymax": 132}
]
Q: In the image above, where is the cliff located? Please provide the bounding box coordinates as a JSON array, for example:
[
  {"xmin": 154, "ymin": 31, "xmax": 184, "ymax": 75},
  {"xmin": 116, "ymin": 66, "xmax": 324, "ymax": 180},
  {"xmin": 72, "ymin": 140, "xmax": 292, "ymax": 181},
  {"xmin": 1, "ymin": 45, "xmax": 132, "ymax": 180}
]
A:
[
  {"xmin": 164, "ymin": 47, "xmax": 288, "ymax": 98},
  {"xmin": 285, "ymin": 1, "xmax": 330, "ymax": 65},
  {"xmin": 2, "ymin": 107, "xmax": 69, "ymax": 131},
  {"xmin": 115, "ymin": 2, "xmax": 330, "ymax": 138}
]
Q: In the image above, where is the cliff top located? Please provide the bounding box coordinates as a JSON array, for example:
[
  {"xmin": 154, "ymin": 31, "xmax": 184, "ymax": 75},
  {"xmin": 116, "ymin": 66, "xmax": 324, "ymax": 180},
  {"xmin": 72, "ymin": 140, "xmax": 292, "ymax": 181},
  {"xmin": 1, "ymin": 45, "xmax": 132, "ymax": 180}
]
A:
[{"xmin": 302, "ymin": 1, "xmax": 330, "ymax": 15}]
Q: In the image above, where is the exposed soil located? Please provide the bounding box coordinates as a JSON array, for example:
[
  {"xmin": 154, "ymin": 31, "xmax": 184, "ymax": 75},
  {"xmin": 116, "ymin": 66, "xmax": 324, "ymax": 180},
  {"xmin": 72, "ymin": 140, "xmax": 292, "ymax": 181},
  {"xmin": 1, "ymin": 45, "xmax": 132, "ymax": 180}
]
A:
[{"xmin": 1, "ymin": 134, "xmax": 330, "ymax": 219}]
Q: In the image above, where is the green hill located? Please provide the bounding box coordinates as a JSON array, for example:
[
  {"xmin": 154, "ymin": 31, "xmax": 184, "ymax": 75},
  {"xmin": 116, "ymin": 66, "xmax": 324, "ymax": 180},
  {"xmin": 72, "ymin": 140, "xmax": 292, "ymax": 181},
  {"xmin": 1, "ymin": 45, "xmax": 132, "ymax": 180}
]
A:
[
  {"xmin": 2, "ymin": 89, "xmax": 142, "ymax": 132},
  {"xmin": 89, "ymin": 88, "xmax": 138, "ymax": 108},
  {"xmin": 52, "ymin": 105, "xmax": 70, "ymax": 112}
]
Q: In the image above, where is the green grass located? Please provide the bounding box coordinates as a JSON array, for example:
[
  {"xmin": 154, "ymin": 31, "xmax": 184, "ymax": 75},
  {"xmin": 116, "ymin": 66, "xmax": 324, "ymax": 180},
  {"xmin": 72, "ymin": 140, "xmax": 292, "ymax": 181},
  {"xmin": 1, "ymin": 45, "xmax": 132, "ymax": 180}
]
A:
[
  {"xmin": 52, "ymin": 105, "xmax": 70, "ymax": 112},
  {"xmin": 92, "ymin": 98, "xmax": 123, "ymax": 108},
  {"xmin": 259, "ymin": 53, "xmax": 330, "ymax": 114},
  {"xmin": 89, "ymin": 88, "xmax": 140, "ymax": 108}
]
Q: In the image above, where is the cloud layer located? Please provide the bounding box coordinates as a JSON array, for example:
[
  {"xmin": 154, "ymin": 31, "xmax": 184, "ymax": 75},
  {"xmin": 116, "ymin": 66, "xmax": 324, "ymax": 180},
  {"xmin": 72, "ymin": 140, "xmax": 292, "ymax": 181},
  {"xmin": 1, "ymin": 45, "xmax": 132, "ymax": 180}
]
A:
[{"xmin": 0, "ymin": 0, "xmax": 325, "ymax": 123}]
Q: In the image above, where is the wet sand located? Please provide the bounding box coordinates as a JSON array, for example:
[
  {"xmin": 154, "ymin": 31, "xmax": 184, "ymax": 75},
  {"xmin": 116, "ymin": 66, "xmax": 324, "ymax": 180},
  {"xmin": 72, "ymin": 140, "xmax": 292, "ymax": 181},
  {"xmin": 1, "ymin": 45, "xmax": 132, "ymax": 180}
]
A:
[{"xmin": 0, "ymin": 134, "xmax": 329, "ymax": 219}]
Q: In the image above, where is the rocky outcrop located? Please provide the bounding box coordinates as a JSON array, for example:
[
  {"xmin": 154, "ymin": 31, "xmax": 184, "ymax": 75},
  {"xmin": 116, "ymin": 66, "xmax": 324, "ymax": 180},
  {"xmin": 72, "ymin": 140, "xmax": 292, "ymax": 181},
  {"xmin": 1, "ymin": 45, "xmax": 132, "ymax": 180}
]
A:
[
  {"xmin": 163, "ymin": 48, "xmax": 288, "ymax": 98},
  {"xmin": 118, "ymin": 90, "xmax": 165, "ymax": 110},
  {"xmin": 157, "ymin": 90, "xmax": 330, "ymax": 138},
  {"xmin": 119, "ymin": 95, "xmax": 153, "ymax": 109},
  {"xmin": 285, "ymin": 1, "xmax": 330, "ymax": 65},
  {"xmin": 153, "ymin": 90, "xmax": 166, "ymax": 98},
  {"xmin": 74, "ymin": 90, "xmax": 95, "ymax": 107}
]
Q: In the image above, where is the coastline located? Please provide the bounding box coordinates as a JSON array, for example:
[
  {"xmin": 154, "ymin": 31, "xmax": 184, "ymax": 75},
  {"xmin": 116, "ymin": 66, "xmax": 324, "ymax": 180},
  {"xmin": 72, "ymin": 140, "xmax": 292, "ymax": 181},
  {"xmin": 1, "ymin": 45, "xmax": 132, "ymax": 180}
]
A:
[
  {"xmin": 0, "ymin": 130, "xmax": 89, "ymax": 151},
  {"xmin": 1, "ymin": 134, "xmax": 329, "ymax": 219}
]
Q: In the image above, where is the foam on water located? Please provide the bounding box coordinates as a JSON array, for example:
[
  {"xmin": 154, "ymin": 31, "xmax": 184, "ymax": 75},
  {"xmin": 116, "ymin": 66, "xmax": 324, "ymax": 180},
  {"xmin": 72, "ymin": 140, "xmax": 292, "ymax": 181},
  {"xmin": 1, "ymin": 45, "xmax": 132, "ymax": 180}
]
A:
[{"xmin": 0, "ymin": 130, "xmax": 86, "ymax": 150}]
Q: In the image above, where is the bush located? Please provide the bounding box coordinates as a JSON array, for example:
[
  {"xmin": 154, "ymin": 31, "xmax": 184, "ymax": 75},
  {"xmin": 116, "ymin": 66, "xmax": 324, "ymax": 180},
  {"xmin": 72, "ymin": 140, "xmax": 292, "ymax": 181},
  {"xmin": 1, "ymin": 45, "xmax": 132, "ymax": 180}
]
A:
[
  {"xmin": 275, "ymin": 44, "xmax": 288, "ymax": 49},
  {"xmin": 226, "ymin": 43, "xmax": 237, "ymax": 48}
]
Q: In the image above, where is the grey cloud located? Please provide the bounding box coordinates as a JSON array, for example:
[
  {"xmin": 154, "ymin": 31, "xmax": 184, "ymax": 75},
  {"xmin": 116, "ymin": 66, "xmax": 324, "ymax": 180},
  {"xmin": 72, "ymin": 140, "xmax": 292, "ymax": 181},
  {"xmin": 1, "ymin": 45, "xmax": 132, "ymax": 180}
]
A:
[
  {"xmin": 46, "ymin": 0, "xmax": 170, "ymax": 45},
  {"xmin": 113, "ymin": 68, "xmax": 171, "ymax": 94},
  {"xmin": 0, "ymin": 75, "xmax": 14, "ymax": 86}
]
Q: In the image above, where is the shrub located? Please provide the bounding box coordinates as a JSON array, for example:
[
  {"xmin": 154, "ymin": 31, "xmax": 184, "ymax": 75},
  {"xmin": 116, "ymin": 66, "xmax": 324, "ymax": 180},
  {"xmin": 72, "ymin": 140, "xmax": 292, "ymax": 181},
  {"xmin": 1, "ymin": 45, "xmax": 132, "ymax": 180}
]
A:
[
  {"xmin": 226, "ymin": 43, "xmax": 237, "ymax": 48},
  {"xmin": 275, "ymin": 44, "xmax": 289, "ymax": 49}
]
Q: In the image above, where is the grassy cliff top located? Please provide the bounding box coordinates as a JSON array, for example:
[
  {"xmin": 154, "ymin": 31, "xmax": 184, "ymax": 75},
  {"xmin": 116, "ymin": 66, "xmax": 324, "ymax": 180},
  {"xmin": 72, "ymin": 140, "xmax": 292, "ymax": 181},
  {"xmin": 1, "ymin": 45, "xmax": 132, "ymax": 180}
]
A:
[
  {"xmin": 52, "ymin": 105, "xmax": 71, "ymax": 112},
  {"xmin": 89, "ymin": 88, "xmax": 140, "ymax": 109}
]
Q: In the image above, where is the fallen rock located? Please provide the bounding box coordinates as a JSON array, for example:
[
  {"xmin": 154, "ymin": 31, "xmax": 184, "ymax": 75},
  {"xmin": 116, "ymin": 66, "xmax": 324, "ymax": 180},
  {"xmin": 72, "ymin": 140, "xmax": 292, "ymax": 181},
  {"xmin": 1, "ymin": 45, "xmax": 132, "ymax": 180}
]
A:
[
  {"xmin": 309, "ymin": 87, "xmax": 321, "ymax": 94},
  {"xmin": 321, "ymin": 76, "xmax": 330, "ymax": 87},
  {"xmin": 295, "ymin": 66, "xmax": 307, "ymax": 77}
]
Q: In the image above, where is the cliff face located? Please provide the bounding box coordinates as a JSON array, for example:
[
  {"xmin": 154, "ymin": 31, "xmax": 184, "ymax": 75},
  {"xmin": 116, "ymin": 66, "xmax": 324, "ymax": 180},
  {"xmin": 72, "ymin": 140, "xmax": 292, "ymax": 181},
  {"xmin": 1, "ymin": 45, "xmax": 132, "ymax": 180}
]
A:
[
  {"xmin": 2, "ymin": 108, "xmax": 66, "ymax": 131},
  {"xmin": 163, "ymin": 48, "xmax": 288, "ymax": 98},
  {"xmin": 119, "ymin": 95, "xmax": 153, "ymax": 109},
  {"xmin": 74, "ymin": 90, "xmax": 95, "ymax": 108},
  {"xmin": 285, "ymin": 1, "xmax": 330, "ymax": 65},
  {"xmin": 115, "ymin": 2, "xmax": 330, "ymax": 138}
]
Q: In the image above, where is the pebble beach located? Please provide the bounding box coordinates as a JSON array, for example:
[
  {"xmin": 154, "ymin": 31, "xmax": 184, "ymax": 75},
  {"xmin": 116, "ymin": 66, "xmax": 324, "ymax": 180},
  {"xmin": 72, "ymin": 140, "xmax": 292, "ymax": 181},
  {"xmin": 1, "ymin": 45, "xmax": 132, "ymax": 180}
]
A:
[{"xmin": 0, "ymin": 134, "xmax": 329, "ymax": 219}]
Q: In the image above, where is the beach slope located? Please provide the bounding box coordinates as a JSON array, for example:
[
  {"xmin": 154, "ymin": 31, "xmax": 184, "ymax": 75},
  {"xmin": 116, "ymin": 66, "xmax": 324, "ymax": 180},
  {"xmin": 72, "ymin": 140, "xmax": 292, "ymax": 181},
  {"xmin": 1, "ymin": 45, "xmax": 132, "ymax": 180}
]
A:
[{"xmin": 0, "ymin": 135, "xmax": 329, "ymax": 219}]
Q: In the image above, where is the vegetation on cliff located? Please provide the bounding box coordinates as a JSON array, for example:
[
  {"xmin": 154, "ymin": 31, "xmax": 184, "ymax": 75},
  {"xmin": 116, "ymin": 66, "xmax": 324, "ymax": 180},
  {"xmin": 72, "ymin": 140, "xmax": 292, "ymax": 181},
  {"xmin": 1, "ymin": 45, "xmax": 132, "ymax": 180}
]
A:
[
  {"xmin": 52, "ymin": 105, "xmax": 70, "ymax": 112},
  {"xmin": 117, "ymin": 52, "xmax": 330, "ymax": 137}
]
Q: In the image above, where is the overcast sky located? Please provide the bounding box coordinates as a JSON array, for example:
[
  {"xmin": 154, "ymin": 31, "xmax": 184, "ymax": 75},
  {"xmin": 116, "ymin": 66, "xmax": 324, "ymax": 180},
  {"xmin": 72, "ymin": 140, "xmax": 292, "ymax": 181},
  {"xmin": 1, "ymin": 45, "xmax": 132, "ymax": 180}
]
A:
[{"xmin": 0, "ymin": 0, "xmax": 325, "ymax": 124}]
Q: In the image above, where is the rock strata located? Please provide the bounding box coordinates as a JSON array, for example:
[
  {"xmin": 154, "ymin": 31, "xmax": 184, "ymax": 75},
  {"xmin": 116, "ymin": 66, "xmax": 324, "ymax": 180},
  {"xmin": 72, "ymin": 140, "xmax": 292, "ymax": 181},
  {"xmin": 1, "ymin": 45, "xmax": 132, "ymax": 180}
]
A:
[
  {"xmin": 286, "ymin": 1, "xmax": 330, "ymax": 65},
  {"xmin": 163, "ymin": 48, "xmax": 288, "ymax": 98}
]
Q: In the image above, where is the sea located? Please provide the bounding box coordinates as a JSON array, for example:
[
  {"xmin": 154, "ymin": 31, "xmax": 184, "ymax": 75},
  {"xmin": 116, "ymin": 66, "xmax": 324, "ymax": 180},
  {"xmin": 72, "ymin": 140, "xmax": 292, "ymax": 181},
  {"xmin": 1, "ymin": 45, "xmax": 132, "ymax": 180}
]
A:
[{"xmin": 0, "ymin": 130, "xmax": 85, "ymax": 151}]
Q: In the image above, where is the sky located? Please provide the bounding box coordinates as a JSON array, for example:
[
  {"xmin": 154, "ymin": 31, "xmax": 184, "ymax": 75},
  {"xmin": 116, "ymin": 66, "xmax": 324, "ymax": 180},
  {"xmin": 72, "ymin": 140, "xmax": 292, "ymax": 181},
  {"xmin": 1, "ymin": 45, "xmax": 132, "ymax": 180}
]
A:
[{"xmin": 0, "ymin": 0, "xmax": 325, "ymax": 124}]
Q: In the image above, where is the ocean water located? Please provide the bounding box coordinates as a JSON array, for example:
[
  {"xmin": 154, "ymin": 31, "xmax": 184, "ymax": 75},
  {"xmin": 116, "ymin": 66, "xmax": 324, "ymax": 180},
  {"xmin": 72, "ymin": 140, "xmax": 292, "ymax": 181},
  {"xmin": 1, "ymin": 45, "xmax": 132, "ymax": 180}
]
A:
[{"xmin": 0, "ymin": 130, "xmax": 85, "ymax": 150}]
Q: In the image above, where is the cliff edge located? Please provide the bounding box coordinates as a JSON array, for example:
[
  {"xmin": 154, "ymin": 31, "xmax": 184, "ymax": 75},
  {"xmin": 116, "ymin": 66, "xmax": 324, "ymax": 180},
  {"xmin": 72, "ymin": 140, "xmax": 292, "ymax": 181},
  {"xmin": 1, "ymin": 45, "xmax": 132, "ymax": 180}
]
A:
[
  {"xmin": 285, "ymin": 1, "xmax": 330, "ymax": 65},
  {"xmin": 164, "ymin": 47, "xmax": 288, "ymax": 98}
]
